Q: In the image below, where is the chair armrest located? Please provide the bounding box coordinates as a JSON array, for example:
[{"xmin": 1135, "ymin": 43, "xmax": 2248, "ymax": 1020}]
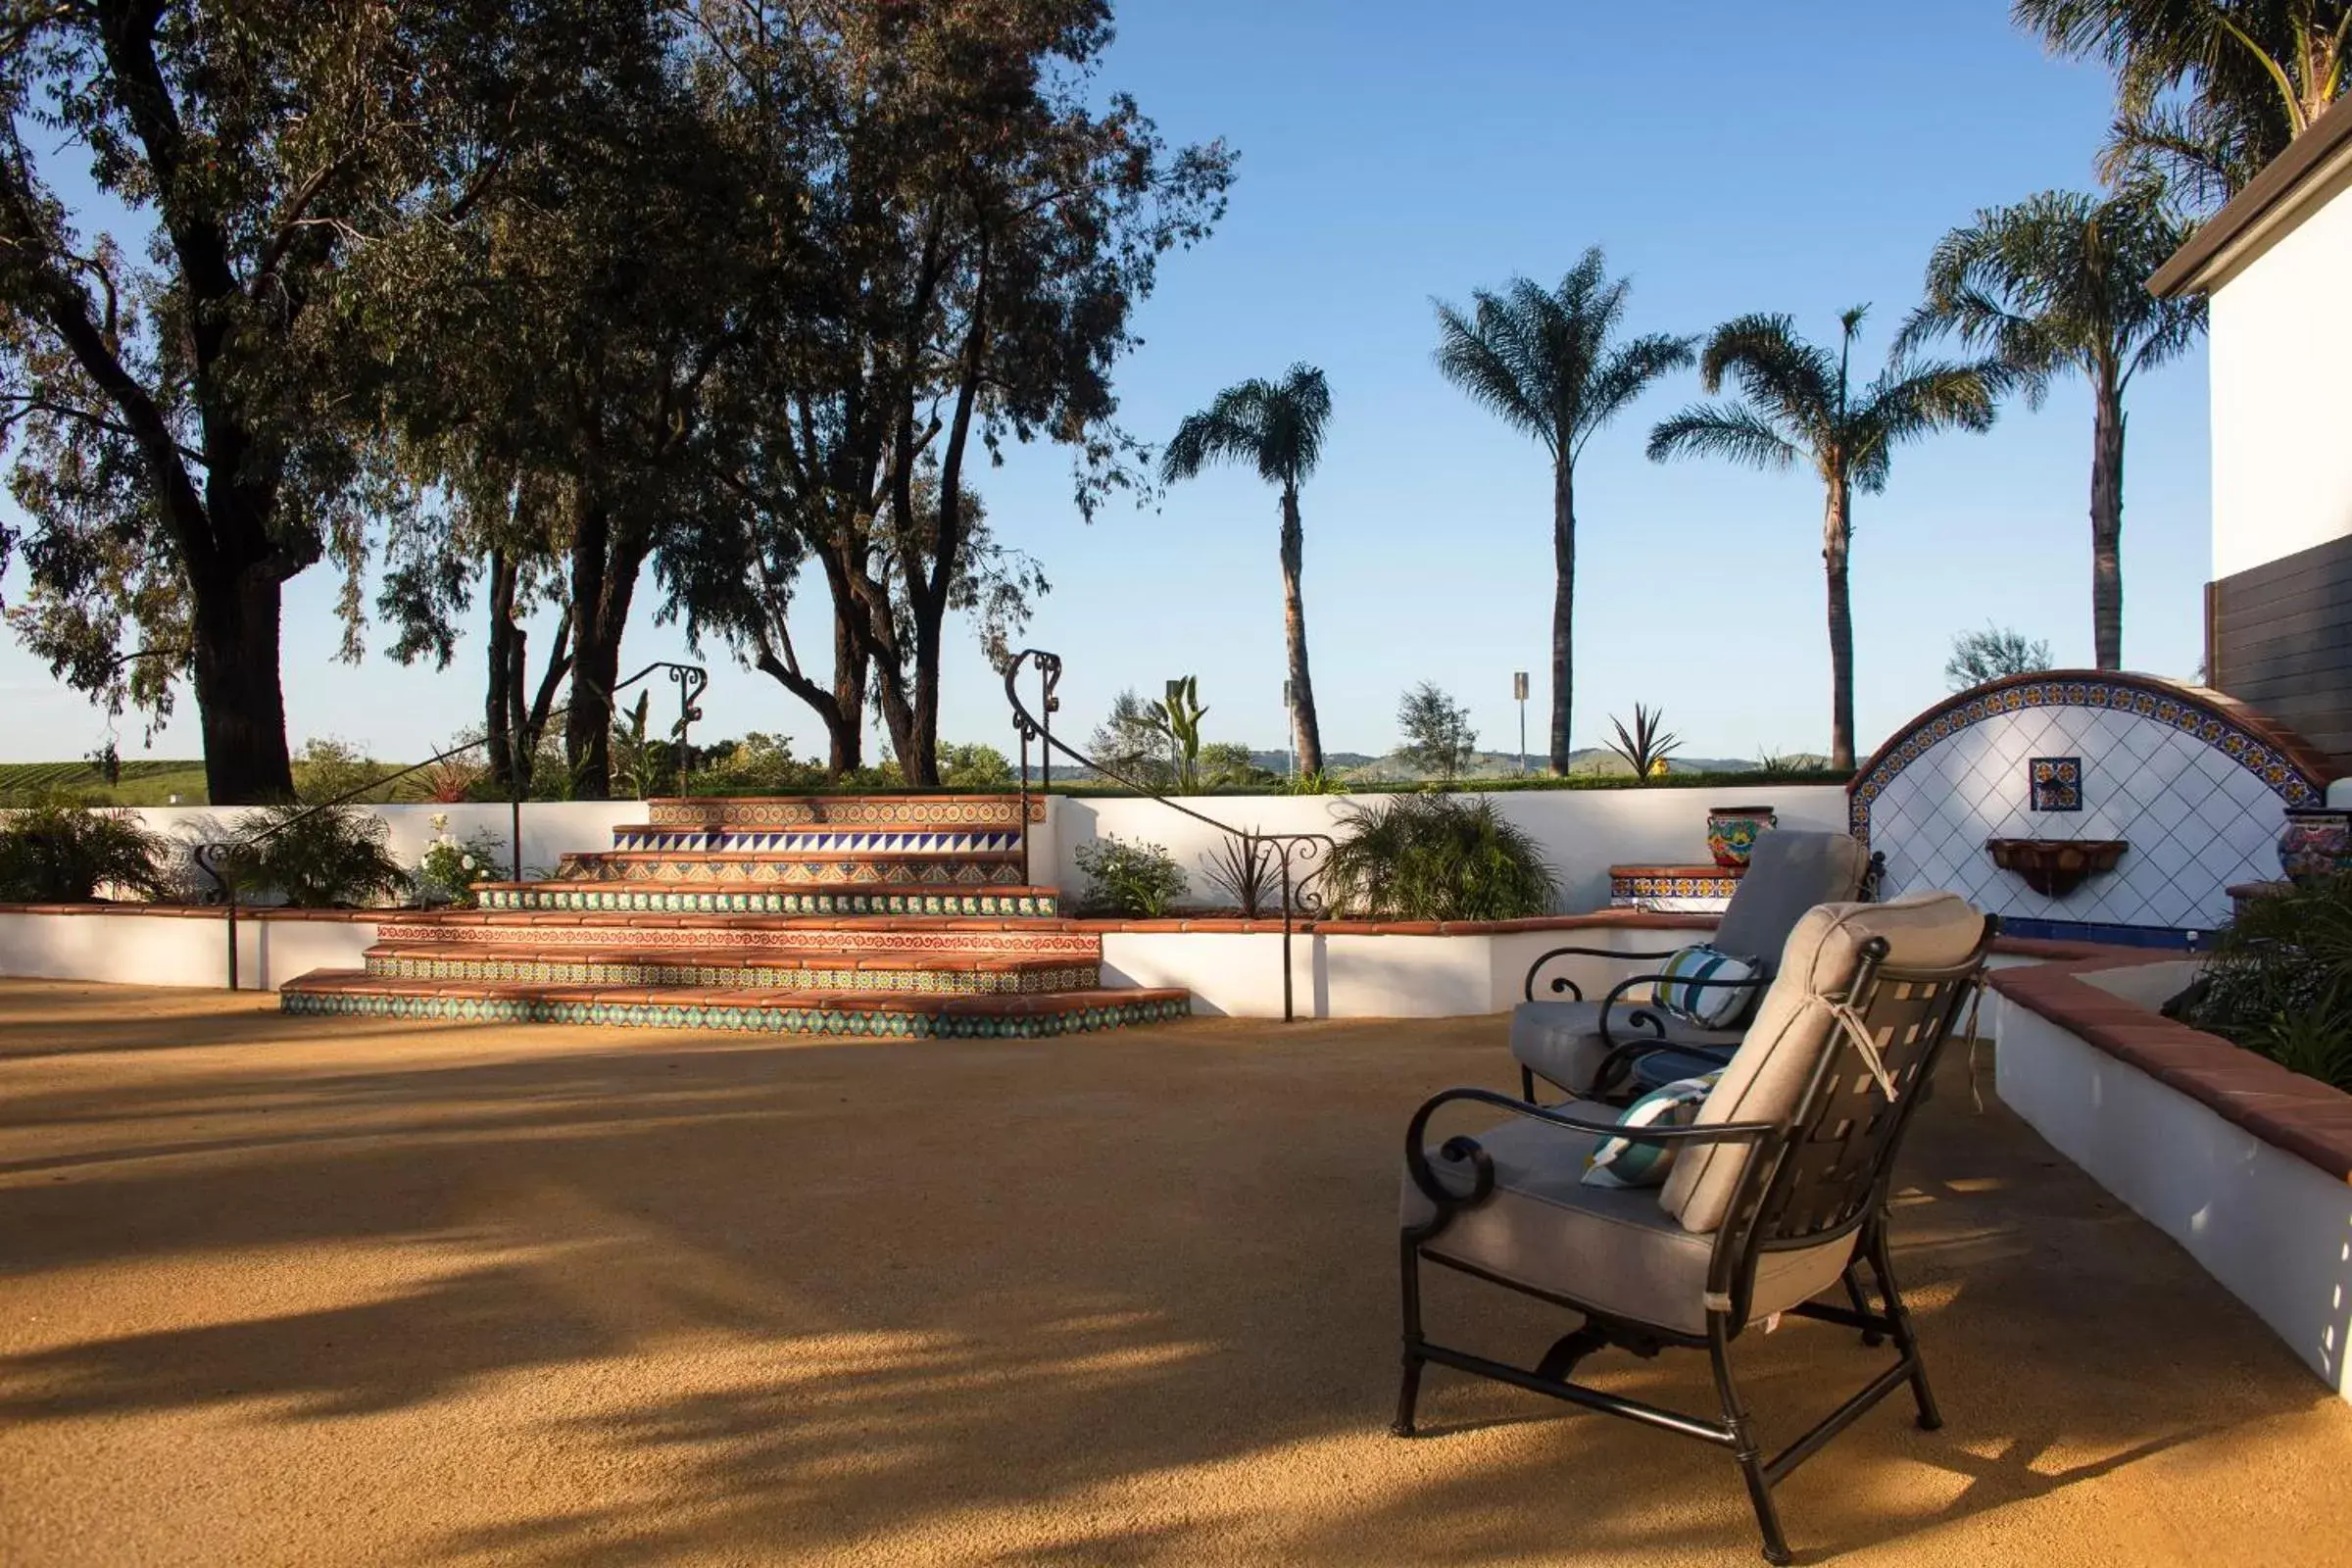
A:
[
  {"xmin": 1522, "ymin": 944, "xmax": 1683, "ymax": 1003},
  {"xmin": 1586, "ymin": 970, "xmax": 1768, "ymax": 1098},
  {"xmin": 1401, "ymin": 1085, "xmax": 1777, "ymax": 1243}
]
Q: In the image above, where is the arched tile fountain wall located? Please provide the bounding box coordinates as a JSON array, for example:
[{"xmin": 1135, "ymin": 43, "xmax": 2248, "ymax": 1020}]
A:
[{"xmin": 1850, "ymin": 672, "xmax": 2333, "ymax": 938}]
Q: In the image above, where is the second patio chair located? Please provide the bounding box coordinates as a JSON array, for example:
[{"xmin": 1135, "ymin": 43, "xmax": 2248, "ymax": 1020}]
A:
[{"xmin": 1511, "ymin": 829, "xmax": 1875, "ymax": 1103}]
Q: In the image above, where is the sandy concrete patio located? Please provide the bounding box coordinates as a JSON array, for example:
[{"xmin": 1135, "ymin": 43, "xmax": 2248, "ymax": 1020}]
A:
[{"xmin": 0, "ymin": 979, "xmax": 2346, "ymax": 1566}]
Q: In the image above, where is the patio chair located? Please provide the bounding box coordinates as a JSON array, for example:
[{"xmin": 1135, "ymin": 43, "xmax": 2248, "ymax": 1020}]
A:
[
  {"xmin": 1396, "ymin": 893, "xmax": 1994, "ymax": 1566},
  {"xmin": 1512, "ymin": 830, "xmax": 1877, "ymax": 1104}
]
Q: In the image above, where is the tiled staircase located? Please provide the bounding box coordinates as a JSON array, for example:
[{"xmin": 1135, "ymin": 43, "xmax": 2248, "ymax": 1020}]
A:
[{"xmin": 278, "ymin": 795, "xmax": 1190, "ymax": 1039}]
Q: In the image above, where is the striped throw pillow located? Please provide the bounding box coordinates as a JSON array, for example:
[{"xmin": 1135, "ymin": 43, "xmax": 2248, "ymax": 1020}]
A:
[
  {"xmin": 1583, "ymin": 1072, "xmax": 1723, "ymax": 1189},
  {"xmin": 1649, "ymin": 945, "xmax": 1762, "ymax": 1029}
]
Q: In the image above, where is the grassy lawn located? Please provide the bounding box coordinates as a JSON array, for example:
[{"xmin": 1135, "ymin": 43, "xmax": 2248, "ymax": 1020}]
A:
[{"xmin": 0, "ymin": 760, "xmax": 212, "ymax": 807}]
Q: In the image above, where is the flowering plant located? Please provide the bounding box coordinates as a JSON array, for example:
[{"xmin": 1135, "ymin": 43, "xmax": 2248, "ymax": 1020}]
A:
[{"xmin": 416, "ymin": 829, "xmax": 508, "ymax": 907}]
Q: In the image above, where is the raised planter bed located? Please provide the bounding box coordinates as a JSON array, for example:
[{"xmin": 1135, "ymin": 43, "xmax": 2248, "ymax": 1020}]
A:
[{"xmin": 1991, "ymin": 952, "xmax": 2352, "ymax": 1402}]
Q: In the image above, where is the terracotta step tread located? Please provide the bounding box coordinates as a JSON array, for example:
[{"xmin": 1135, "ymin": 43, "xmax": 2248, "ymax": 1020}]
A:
[
  {"xmin": 284, "ymin": 970, "xmax": 1181, "ymax": 1015},
  {"xmin": 380, "ymin": 911, "xmax": 1088, "ymax": 932},
  {"xmin": 363, "ymin": 942, "xmax": 1086, "ymax": 973},
  {"xmin": 473, "ymin": 881, "xmax": 1061, "ymax": 896},
  {"xmin": 562, "ymin": 849, "xmax": 1024, "ymax": 863}
]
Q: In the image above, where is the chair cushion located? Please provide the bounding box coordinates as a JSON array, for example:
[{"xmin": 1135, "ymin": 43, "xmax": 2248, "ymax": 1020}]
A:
[
  {"xmin": 1661, "ymin": 891, "xmax": 1986, "ymax": 1234},
  {"xmin": 1711, "ymin": 831, "xmax": 1872, "ymax": 970},
  {"xmin": 1511, "ymin": 1001, "xmax": 1744, "ymax": 1098},
  {"xmin": 1584, "ymin": 1072, "xmax": 1720, "ymax": 1189},
  {"xmin": 1399, "ymin": 1110, "xmax": 1856, "ymax": 1336},
  {"xmin": 1650, "ymin": 945, "xmax": 1762, "ymax": 1028}
]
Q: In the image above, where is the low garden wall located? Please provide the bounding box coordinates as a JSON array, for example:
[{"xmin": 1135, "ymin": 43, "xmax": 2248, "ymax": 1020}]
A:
[
  {"xmin": 1991, "ymin": 952, "xmax": 2352, "ymax": 1403},
  {"xmin": 1055, "ymin": 784, "xmax": 1852, "ymax": 912}
]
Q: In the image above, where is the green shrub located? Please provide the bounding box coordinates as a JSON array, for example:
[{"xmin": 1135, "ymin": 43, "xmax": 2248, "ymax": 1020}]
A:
[
  {"xmin": 0, "ymin": 801, "xmax": 172, "ymax": 902},
  {"xmin": 1322, "ymin": 792, "xmax": 1557, "ymax": 921},
  {"xmin": 940, "ymin": 742, "xmax": 1016, "ymax": 789},
  {"xmin": 1075, "ymin": 835, "xmax": 1188, "ymax": 917},
  {"xmin": 2174, "ymin": 871, "xmax": 2352, "ymax": 1090},
  {"xmin": 221, "ymin": 803, "xmax": 411, "ymax": 908}
]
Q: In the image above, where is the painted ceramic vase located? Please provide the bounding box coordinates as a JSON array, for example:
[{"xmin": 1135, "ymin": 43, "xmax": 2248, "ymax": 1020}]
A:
[
  {"xmin": 1706, "ymin": 806, "xmax": 1778, "ymax": 869},
  {"xmin": 2278, "ymin": 808, "xmax": 2352, "ymax": 881}
]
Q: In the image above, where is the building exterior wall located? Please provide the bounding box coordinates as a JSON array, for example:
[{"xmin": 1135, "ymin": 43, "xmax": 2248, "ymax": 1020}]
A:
[{"xmin": 2208, "ymin": 164, "xmax": 2352, "ymax": 579}]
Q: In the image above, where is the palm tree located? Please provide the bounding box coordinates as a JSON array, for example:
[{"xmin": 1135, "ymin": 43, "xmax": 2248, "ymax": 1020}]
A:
[
  {"xmin": 1900, "ymin": 191, "xmax": 2205, "ymax": 670},
  {"xmin": 1432, "ymin": 250, "xmax": 1694, "ymax": 774},
  {"xmin": 1161, "ymin": 365, "xmax": 1333, "ymax": 774},
  {"xmin": 1647, "ymin": 310, "xmax": 2004, "ymax": 770},
  {"xmin": 2015, "ymin": 0, "xmax": 2352, "ymax": 210}
]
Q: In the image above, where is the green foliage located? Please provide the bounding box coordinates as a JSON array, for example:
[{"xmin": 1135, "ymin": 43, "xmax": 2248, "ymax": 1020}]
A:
[
  {"xmin": 415, "ymin": 825, "xmax": 509, "ymax": 908},
  {"xmin": 1945, "ymin": 624, "xmax": 2054, "ymax": 691},
  {"xmin": 221, "ymin": 804, "xmax": 411, "ymax": 909},
  {"xmin": 1200, "ymin": 833, "xmax": 1279, "ymax": 917},
  {"xmin": 1755, "ymin": 748, "xmax": 1834, "ymax": 776},
  {"xmin": 1323, "ymin": 793, "xmax": 1558, "ymax": 921},
  {"xmin": 1074, "ymin": 836, "xmax": 1189, "ymax": 918},
  {"xmin": 1150, "ymin": 677, "xmax": 1210, "ymax": 791},
  {"xmin": 2012, "ymin": 0, "xmax": 2350, "ymax": 211},
  {"xmin": 293, "ymin": 739, "xmax": 402, "ymax": 806},
  {"xmin": 939, "ymin": 743, "xmax": 1015, "ymax": 789},
  {"xmin": 1200, "ymin": 742, "xmax": 1277, "ymax": 790},
  {"xmin": 1283, "ymin": 767, "xmax": 1347, "ymax": 796},
  {"xmin": 0, "ymin": 801, "xmax": 172, "ymax": 903},
  {"xmin": 1090, "ymin": 690, "xmax": 1177, "ymax": 791},
  {"xmin": 2177, "ymin": 871, "xmax": 2352, "ymax": 1090},
  {"xmin": 1605, "ymin": 705, "xmax": 1682, "ymax": 783},
  {"xmin": 0, "ymin": 760, "xmax": 207, "ymax": 808},
  {"xmin": 1396, "ymin": 682, "xmax": 1477, "ymax": 784}
]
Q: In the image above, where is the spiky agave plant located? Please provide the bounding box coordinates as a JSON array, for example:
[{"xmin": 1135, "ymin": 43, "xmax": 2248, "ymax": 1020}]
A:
[{"xmin": 1604, "ymin": 704, "xmax": 1682, "ymax": 782}]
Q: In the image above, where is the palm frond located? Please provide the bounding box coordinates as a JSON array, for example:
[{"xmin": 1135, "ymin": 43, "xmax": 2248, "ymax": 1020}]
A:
[
  {"xmin": 1645, "ymin": 402, "xmax": 1801, "ymax": 471},
  {"xmin": 1698, "ymin": 314, "xmax": 1836, "ymax": 441},
  {"xmin": 1433, "ymin": 292, "xmax": 1551, "ymax": 446},
  {"xmin": 1160, "ymin": 368, "xmax": 1333, "ymax": 488},
  {"xmin": 1848, "ymin": 359, "xmax": 2006, "ymax": 493},
  {"xmin": 1574, "ymin": 331, "xmax": 1697, "ymax": 457}
]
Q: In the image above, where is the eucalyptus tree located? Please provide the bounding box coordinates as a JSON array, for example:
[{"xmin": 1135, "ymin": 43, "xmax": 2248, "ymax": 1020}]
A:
[
  {"xmin": 668, "ymin": 0, "xmax": 1233, "ymax": 786},
  {"xmin": 1901, "ymin": 191, "xmax": 2204, "ymax": 669},
  {"xmin": 1433, "ymin": 251, "xmax": 1693, "ymax": 774},
  {"xmin": 1160, "ymin": 365, "xmax": 1333, "ymax": 775},
  {"xmin": 0, "ymin": 0, "xmax": 656, "ymax": 803},
  {"xmin": 2016, "ymin": 0, "xmax": 2352, "ymax": 209},
  {"xmin": 1647, "ymin": 311, "xmax": 2004, "ymax": 769}
]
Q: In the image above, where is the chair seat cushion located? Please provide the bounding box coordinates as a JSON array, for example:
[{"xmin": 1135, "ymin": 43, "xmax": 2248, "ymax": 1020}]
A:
[
  {"xmin": 1511, "ymin": 1001, "xmax": 1745, "ymax": 1098},
  {"xmin": 1399, "ymin": 1110, "xmax": 1856, "ymax": 1336}
]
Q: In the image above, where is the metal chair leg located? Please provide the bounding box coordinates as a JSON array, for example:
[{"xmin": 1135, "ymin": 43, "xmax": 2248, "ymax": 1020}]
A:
[
  {"xmin": 1392, "ymin": 1239, "xmax": 1426, "ymax": 1438},
  {"xmin": 1866, "ymin": 1229, "xmax": 1942, "ymax": 1432},
  {"xmin": 1519, "ymin": 1063, "xmax": 1537, "ymax": 1102},
  {"xmin": 1708, "ymin": 1328, "xmax": 1790, "ymax": 1565},
  {"xmin": 1842, "ymin": 1263, "xmax": 1885, "ymax": 1347}
]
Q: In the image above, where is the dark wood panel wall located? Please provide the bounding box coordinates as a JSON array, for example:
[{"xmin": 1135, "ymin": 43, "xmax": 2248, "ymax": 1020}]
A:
[{"xmin": 2209, "ymin": 530, "xmax": 2352, "ymax": 770}]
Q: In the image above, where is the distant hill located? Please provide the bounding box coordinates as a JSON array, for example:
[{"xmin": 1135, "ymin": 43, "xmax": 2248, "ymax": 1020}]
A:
[{"xmin": 1244, "ymin": 747, "xmax": 1764, "ymax": 783}]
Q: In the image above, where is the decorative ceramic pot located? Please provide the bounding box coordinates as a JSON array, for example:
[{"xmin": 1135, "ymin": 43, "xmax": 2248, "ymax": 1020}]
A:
[
  {"xmin": 2278, "ymin": 808, "xmax": 2352, "ymax": 882},
  {"xmin": 1706, "ymin": 806, "xmax": 1778, "ymax": 869}
]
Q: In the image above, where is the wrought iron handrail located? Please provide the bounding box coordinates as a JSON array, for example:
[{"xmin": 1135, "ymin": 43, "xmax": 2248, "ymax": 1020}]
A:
[
  {"xmin": 193, "ymin": 659, "xmax": 707, "ymax": 990},
  {"xmin": 1004, "ymin": 648, "xmax": 1334, "ymax": 1022}
]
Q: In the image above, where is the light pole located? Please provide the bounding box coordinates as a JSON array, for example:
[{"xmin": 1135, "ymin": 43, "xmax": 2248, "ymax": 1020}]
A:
[{"xmin": 1513, "ymin": 670, "xmax": 1529, "ymax": 775}]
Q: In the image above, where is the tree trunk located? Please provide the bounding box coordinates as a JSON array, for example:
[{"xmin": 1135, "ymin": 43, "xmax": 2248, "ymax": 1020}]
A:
[
  {"xmin": 2090, "ymin": 375, "xmax": 2126, "ymax": 671},
  {"xmin": 829, "ymin": 614, "xmax": 867, "ymax": 774},
  {"xmin": 1279, "ymin": 483, "xmax": 1323, "ymax": 776},
  {"xmin": 1824, "ymin": 481, "xmax": 1856, "ymax": 772},
  {"xmin": 485, "ymin": 551, "xmax": 520, "ymax": 793},
  {"xmin": 564, "ymin": 497, "xmax": 642, "ymax": 800},
  {"xmin": 1548, "ymin": 456, "xmax": 1575, "ymax": 775},
  {"xmin": 188, "ymin": 564, "xmax": 296, "ymax": 804}
]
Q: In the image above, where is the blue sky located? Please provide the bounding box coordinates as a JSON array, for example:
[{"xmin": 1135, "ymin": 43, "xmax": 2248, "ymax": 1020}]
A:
[{"xmin": 0, "ymin": 1, "xmax": 2212, "ymax": 767}]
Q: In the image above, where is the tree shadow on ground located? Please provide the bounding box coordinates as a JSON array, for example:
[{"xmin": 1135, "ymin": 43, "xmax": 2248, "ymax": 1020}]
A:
[{"xmin": 0, "ymin": 989, "xmax": 2340, "ymax": 1565}]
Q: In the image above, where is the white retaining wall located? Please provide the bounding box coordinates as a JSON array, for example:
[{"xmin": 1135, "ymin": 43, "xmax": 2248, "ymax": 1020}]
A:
[
  {"xmin": 1994, "ymin": 973, "xmax": 2352, "ymax": 1402},
  {"xmin": 112, "ymin": 802, "xmax": 629, "ymax": 886},
  {"xmin": 0, "ymin": 910, "xmax": 378, "ymax": 992},
  {"xmin": 1057, "ymin": 786, "xmax": 1850, "ymax": 913}
]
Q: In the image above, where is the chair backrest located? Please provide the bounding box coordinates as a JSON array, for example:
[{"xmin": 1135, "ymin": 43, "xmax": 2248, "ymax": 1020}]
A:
[
  {"xmin": 1660, "ymin": 892, "xmax": 1990, "ymax": 1236},
  {"xmin": 1710, "ymin": 830, "xmax": 1874, "ymax": 971}
]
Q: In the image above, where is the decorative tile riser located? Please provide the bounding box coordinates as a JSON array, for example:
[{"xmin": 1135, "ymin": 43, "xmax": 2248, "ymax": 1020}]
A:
[
  {"xmin": 644, "ymin": 799, "xmax": 1031, "ymax": 830},
  {"xmin": 281, "ymin": 990, "xmax": 1188, "ymax": 1039},
  {"xmin": 476, "ymin": 888, "xmax": 1057, "ymax": 917},
  {"xmin": 373, "ymin": 924, "xmax": 1098, "ymax": 958},
  {"xmin": 553, "ymin": 856, "xmax": 1026, "ymax": 888},
  {"xmin": 610, "ymin": 829, "xmax": 1023, "ymax": 856},
  {"xmin": 363, "ymin": 956, "xmax": 1100, "ymax": 995}
]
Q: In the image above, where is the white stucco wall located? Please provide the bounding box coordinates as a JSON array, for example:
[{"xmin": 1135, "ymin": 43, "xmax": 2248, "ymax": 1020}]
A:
[
  {"xmin": 1059, "ymin": 785, "xmax": 1850, "ymax": 915},
  {"xmin": 2208, "ymin": 161, "xmax": 2352, "ymax": 578},
  {"xmin": 108, "ymin": 802, "xmax": 635, "ymax": 890},
  {"xmin": 0, "ymin": 910, "xmax": 379, "ymax": 991},
  {"xmin": 1995, "ymin": 988, "xmax": 2352, "ymax": 1402}
]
